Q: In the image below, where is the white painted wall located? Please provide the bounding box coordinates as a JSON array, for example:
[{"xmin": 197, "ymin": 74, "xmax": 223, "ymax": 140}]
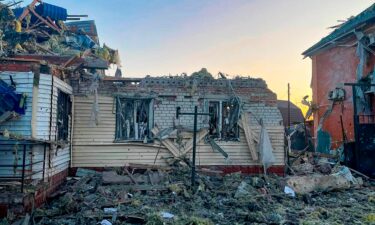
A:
[{"xmin": 0, "ymin": 72, "xmax": 73, "ymax": 181}]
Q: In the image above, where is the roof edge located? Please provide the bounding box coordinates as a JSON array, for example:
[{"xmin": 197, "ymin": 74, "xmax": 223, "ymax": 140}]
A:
[{"xmin": 302, "ymin": 3, "xmax": 375, "ymax": 57}]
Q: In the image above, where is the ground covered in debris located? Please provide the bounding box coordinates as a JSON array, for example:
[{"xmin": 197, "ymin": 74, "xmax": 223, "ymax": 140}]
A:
[{"xmin": 2, "ymin": 165, "xmax": 374, "ymax": 225}]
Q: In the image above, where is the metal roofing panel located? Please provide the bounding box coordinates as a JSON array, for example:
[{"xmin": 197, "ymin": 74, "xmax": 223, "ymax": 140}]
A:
[
  {"xmin": 303, "ymin": 3, "xmax": 375, "ymax": 56},
  {"xmin": 65, "ymin": 20, "xmax": 98, "ymax": 37}
]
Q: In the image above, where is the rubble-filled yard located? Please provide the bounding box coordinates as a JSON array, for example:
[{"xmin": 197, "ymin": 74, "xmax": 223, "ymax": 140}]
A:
[{"xmin": 2, "ymin": 162, "xmax": 374, "ymax": 225}]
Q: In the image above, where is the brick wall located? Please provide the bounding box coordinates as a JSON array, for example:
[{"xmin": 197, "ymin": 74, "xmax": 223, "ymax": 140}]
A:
[
  {"xmin": 72, "ymin": 76, "xmax": 282, "ymax": 131},
  {"xmin": 0, "ymin": 169, "xmax": 68, "ymax": 217},
  {"xmin": 0, "ymin": 60, "xmax": 39, "ymax": 72}
]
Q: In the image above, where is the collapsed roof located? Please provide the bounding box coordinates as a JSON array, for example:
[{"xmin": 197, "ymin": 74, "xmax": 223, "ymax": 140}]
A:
[
  {"xmin": 0, "ymin": 0, "xmax": 120, "ymax": 70},
  {"xmin": 303, "ymin": 3, "xmax": 375, "ymax": 57}
]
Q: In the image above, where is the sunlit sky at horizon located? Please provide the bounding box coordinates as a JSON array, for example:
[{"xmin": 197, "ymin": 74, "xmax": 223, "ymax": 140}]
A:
[{"xmin": 23, "ymin": 0, "xmax": 375, "ymax": 113}]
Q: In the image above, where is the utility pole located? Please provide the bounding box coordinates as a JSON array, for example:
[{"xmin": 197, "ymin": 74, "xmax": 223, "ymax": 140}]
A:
[
  {"xmin": 176, "ymin": 106, "xmax": 211, "ymax": 189},
  {"xmin": 287, "ymin": 83, "xmax": 291, "ymax": 128}
]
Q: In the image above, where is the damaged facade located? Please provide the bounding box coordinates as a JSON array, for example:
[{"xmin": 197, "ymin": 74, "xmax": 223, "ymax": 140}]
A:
[
  {"xmin": 0, "ymin": 59, "xmax": 73, "ymax": 215},
  {"xmin": 0, "ymin": 0, "xmax": 286, "ymax": 217},
  {"xmin": 303, "ymin": 4, "xmax": 375, "ymax": 177},
  {"xmin": 0, "ymin": 1, "xmax": 374, "ymax": 224},
  {"xmin": 0, "ymin": 0, "xmax": 118, "ymax": 215},
  {"xmin": 71, "ymin": 73, "xmax": 285, "ymax": 172}
]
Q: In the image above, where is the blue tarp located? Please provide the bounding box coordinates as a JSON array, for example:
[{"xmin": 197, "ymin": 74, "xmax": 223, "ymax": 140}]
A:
[
  {"xmin": 0, "ymin": 78, "xmax": 26, "ymax": 115},
  {"xmin": 35, "ymin": 3, "xmax": 68, "ymax": 21},
  {"xmin": 13, "ymin": 3, "xmax": 68, "ymax": 21}
]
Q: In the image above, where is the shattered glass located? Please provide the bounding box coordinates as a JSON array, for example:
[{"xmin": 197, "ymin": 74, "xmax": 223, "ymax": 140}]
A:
[{"xmin": 116, "ymin": 98, "xmax": 152, "ymax": 141}]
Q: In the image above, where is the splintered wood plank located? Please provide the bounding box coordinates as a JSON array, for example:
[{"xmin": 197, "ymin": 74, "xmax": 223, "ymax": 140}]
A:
[
  {"xmin": 239, "ymin": 113, "xmax": 258, "ymax": 161},
  {"xmin": 181, "ymin": 128, "xmax": 209, "ymax": 155},
  {"xmin": 151, "ymin": 127, "xmax": 180, "ymax": 157}
]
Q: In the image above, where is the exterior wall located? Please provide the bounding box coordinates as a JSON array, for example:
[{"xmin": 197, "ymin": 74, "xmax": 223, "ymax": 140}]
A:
[
  {"xmin": 72, "ymin": 92, "xmax": 284, "ymax": 167},
  {"xmin": 34, "ymin": 76, "xmax": 72, "ymax": 180},
  {"xmin": 312, "ymin": 46, "xmax": 375, "ymax": 148},
  {"xmin": 0, "ymin": 71, "xmax": 72, "ymax": 181},
  {"xmin": 0, "ymin": 72, "xmax": 35, "ymax": 178},
  {"xmin": 0, "ymin": 72, "xmax": 34, "ymax": 136}
]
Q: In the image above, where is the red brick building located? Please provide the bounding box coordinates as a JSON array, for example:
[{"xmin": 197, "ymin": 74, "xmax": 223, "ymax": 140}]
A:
[
  {"xmin": 303, "ymin": 4, "xmax": 375, "ymax": 176},
  {"xmin": 303, "ymin": 4, "xmax": 375, "ymax": 148}
]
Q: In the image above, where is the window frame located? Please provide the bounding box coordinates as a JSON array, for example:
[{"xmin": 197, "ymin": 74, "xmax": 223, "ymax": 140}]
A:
[
  {"xmin": 206, "ymin": 99, "xmax": 240, "ymax": 141},
  {"xmin": 114, "ymin": 97, "xmax": 154, "ymax": 142},
  {"xmin": 56, "ymin": 90, "xmax": 71, "ymax": 142}
]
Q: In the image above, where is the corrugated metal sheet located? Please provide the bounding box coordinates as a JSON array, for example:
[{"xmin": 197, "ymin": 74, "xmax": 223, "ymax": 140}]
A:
[
  {"xmin": 303, "ymin": 3, "xmax": 375, "ymax": 56},
  {"xmin": 72, "ymin": 96, "xmax": 285, "ymax": 167},
  {"xmin": 65, "ymin": 20, "xmax": 99, "ymax": 42},
  {"xmin": 35, "ymin": 3, "xmax": 68, "ymax": 21}
]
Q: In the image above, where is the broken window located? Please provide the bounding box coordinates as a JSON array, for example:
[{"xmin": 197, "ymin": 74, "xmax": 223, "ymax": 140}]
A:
[
  {"xmin": 208, "ymin": 100, "xmax": 239, "ymax": 140},
  {"xmin": 56, "ymin": 91, "xmax": 71, "ymax": 141},
  {"xmin": 208, "ymin": 101, "xmax": 220, "ymax": 138},
  {"xmin": 115, "ymin": 98, "xmax": 153, "ymax": 141}
]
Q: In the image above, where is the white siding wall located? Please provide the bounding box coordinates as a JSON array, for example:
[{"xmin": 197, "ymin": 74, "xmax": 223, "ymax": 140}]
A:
[
  {"xmin": 33, "ymin": 76, "xmax": 72, "ymax": 180},
  {"xmin": 48, "ymin": 77, "xmax": 72, "ymax": 177},
  {"xmin": 0, "ymin": 72, "xmax": 34, "ymax": 137},
  {"xmin": 72, "ymin": 96, "xmax": 285, "ymax": 167},
  {"xmin": 0, "ymin": 72, "xmax": 34, "ymax": 178}
]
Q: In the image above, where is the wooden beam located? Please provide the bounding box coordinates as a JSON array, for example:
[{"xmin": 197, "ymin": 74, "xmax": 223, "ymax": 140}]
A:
[
  {"xmin": 238, "ymin": 123, "xmax": 259, "ymax": 143},
  {"xmin": 18, "ymin": 0, "xmax": 40, "ymax": 21},
  {"xmin": 239, "ymin": 113, "xmax": 258, "ymax": 161},
  {"xmin": 62, "ymin": 55, "xmax": 79, "ymax": 68},
  {"xmin": 0, "ymin": 111, "xmax": 18, "ymax": 124},
  {"xmin": 28, "ymin": 7, "xmax": 62, "ymax": 34},
  {"xmin": 180, "ymin": 128, "xmax": 209, "ymax": 155},
  {"xmin": 151, "ymin": 127, "xmax": 180, "ymax": 157},
  {"xmin": 35, "ymin": 43, "xmax": 58, "ymax": 55}
]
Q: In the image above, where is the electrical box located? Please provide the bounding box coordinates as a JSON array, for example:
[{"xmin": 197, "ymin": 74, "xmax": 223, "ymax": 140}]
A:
[{"xmin": 328, "ymin": 88, "xmax": 346, "ymax": 101}]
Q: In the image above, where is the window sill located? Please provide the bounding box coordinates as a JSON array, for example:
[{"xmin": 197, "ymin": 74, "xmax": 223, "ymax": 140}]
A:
[{"xmin": 113, "ymin": 139, "xmax": 153, "ymax": 144}]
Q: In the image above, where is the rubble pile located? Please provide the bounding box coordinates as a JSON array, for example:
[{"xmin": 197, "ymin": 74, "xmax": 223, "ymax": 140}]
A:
[
  {"xmin": 2, "ymin": 164, "xmax": 374, "ymax": 225},
  {"xmin": 0, "ymin": 1, "xmax": 120, "ymax": 65}
]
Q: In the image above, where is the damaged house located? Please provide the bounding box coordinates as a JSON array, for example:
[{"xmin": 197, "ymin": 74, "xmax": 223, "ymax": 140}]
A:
[
  {"xmin": 1, "ymin": 1, "xmax": 374, "ymax": 224},
  {"xmin": 0, "ymin": 0, "xmax": 285, "ymax": 216},
  {"xmin": 71, "ymin": 70, "xmax": 285, "ymax": 174},
  {"xmin": 0, "ymin": 0, "xmax": 116, "ymax": 215},
  {"xmin": 0, "ymin": 58, "xmax": 73, "ymax": 214},
  {"xmin": 303, "ymin": 3, "xmax": 375, "ymax": 177},
  {"xmin": 0, "ymin": 0, "xmax": 294, "ymax": 218}
]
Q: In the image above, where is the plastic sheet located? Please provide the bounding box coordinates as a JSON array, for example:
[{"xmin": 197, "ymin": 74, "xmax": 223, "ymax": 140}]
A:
[{"xmin": 259, "ymin": 120, "xmax": 276, "ymax": 171}]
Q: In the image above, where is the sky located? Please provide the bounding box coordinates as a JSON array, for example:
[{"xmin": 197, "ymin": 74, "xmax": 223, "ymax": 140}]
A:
[{"xmin": 24, "ymin": 0, "xmax": 375, "ymax": 112}]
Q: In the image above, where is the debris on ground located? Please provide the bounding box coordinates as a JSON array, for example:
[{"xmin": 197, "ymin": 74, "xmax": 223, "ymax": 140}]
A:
[
  {"xmin": 285, "ymin": 166, "xmax": 362, "ymax": 194},
  {"xmin": 1, "ymin": 163, "xmax": 373, "ymax": 225}
]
